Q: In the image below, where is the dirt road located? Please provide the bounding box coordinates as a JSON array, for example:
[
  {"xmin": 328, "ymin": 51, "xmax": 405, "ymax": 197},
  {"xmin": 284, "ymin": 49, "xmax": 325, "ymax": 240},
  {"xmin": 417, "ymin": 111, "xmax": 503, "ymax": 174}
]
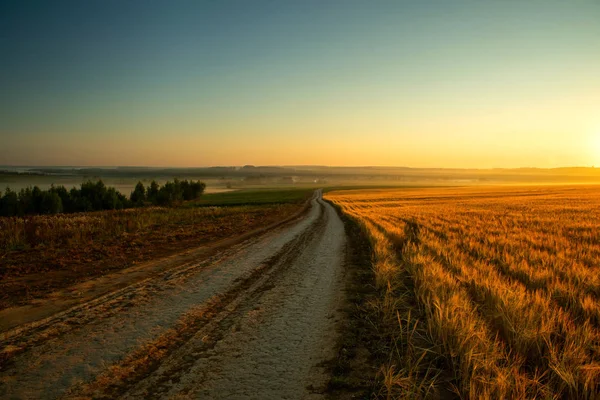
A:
[{"xmin": 0, "ymin": 190, "xmax": 348, "ymax": 399}]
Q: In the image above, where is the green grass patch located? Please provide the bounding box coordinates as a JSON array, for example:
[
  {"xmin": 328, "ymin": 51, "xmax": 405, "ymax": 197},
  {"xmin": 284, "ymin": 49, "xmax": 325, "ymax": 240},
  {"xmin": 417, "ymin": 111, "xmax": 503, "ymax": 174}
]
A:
[{"xmin": 189, "ymin": 188, "xmax": 313, "ymax": 207}]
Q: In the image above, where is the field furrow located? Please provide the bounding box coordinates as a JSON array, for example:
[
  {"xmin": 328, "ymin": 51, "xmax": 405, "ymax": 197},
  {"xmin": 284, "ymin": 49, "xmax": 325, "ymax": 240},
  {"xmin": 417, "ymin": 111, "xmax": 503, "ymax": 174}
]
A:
[{"xmin": 326, "ymin": 186, "xmax": 600, "ymax": 399}]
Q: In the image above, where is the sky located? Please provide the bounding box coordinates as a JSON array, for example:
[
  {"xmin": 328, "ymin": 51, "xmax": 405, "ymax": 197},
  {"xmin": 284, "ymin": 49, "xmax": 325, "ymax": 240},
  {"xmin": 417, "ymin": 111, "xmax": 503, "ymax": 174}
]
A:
[{"xmin": 1, "ymin": 0, "xmax": 599, "ymax": 168}]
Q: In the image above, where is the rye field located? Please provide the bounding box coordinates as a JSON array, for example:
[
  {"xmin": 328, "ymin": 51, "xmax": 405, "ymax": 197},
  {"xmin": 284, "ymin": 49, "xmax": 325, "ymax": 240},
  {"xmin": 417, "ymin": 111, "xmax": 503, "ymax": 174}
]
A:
[{"xmin": 326, "ymin": 186, "xmax": 600, "ymax": 399}]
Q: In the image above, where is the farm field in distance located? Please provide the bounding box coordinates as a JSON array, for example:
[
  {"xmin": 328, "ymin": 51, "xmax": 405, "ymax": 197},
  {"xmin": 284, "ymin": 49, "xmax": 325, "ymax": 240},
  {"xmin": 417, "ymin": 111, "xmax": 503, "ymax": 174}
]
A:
[
  {"xmin": 0, "ymin": 188, "xmax": 312, "ymax": 310},
  {"xmin": 326, "ymin": 185, "xmax": 600, "ymax": 398}
]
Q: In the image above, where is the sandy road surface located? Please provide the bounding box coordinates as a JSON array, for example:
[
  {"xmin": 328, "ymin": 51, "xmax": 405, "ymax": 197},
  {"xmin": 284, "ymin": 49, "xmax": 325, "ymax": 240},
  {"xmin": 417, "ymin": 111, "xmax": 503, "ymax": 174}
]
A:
[{"xmin": 0, "ymin": 190, "xmax": 347, "ymax": 399}]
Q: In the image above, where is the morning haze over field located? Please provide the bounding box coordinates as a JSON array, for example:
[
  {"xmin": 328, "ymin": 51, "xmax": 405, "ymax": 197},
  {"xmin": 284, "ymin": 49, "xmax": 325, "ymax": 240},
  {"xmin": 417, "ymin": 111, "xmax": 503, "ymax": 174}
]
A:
[
  {"xmin": 1, "ymin": 1, "xmax": 599, "ymax": 168},
  {"xmin": 3, "ymin": 2, "xmax": 600, "ymax": 400}
]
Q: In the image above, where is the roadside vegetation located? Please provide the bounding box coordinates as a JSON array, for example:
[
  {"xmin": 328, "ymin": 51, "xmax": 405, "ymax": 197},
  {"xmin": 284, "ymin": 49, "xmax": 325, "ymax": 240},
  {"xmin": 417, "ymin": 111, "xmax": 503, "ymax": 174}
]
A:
[
  {"xmin": 0, "ymin": 188, "xmax": 310, "ymax": 310},
  {"xmin": 326, "ymin": 185, "xmax": 600, "ymax": 399},
  {"xmin": 0, "ymin": 179, "xmax": 206, "ymax": 216}
]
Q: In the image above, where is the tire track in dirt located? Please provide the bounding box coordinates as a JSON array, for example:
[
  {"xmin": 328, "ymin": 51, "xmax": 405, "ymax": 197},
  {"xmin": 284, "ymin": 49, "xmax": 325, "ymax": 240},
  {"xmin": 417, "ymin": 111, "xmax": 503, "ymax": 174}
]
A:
[{"xmin": 0, "ymin": 190, "xmax": 347, "ymax": 400}]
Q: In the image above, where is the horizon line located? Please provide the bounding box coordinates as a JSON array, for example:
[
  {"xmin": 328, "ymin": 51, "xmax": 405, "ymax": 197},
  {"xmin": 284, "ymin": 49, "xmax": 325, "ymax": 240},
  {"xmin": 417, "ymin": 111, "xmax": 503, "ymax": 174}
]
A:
[{"xmin": 1, "ymin": 164, "xmax": 598, "ymax": 171}]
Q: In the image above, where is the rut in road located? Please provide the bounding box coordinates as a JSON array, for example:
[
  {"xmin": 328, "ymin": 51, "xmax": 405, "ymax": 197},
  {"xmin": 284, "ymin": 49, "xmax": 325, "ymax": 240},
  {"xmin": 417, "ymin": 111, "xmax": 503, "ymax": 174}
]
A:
[{"xmin": 0, "ymin": 191, "xmax": 348, "ymax": 400}]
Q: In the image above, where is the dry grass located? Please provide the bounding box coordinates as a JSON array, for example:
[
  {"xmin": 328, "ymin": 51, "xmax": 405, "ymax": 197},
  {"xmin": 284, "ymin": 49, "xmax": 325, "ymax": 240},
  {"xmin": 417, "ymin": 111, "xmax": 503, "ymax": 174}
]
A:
[
  {"xmin": 326, "ymin": 185, "xmax": 600, "ymax": 399},
  {"xmin": 0, "ymin": 203, "xmax": 302, "ymax": 309}
]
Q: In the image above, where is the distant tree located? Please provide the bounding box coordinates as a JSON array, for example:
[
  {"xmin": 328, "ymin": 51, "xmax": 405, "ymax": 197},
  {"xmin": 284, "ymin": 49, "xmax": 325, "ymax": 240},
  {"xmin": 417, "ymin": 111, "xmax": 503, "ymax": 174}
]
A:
[
  {"xmin": 148, "ymin": 179, "xmax": 205, "ymax": 205},
  {"xmin": 80, "ymin": 180, "xmax": 104, "ymax": 210},
  {"xmin": 156, "ymin": 184, "xmax": 174, "ymax": 206},
  {"xmin": 103, "ymin": 187, "xmax": 121, "ymax": 210},
  {"xmin": 31, "ymin": 186, "xmax": 43, "ymax": 213},
  {"xmin": 180, "ymin": 180, "xmax": 191, "ymax": 200},
  {"xmin": 68, "ymin": 187, "xmax": 86, "ymax": 212},
  {"xmin": 0, "ymin": 187, "xmax": 18, "ymax": 216},
  {"xmin": 179, "ymin": 180, "xmax": 205, "ymax": 200},
  {"xmin": 130, "ymin": 181, "xmax": 146, "ymax": 206},
  {"xmin": 0, "ymin": 179, "xmax": 205, "ymax": 217},
  {"xmin": 73, "ymin": 184, "xmax": 94, "ymax": 211},
  {"xmin": 186, "ymin": 180, "xmax": 205, "ymax": 199},
  {"xmin": 155, "ymin": 186, "xmax": 171, "ymax": 206},
  {"xmin": 116, "ymin": 191, "xmax": 130, "ymax": 209},
  {"xmin": 147, "ymin": 180, "xmax": 160, "ymax": 204},
  {"xmin": 40, "ymin": 192, "xmax": 63, "ymax": 214},
  {"xmin": 18, "ymin": 187, "xmax": 34, "ymax": 215},
  {"xmin": 50, "ymin": 185, "xmax": 74, "ymax": 212}
]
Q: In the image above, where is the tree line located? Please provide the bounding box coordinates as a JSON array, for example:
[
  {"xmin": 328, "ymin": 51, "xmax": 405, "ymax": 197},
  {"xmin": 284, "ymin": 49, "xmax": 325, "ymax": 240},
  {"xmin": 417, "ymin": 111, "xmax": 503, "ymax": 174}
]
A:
[{"xmin": 0, "ymin": 179, "xmax": 206, "ymax": 217}]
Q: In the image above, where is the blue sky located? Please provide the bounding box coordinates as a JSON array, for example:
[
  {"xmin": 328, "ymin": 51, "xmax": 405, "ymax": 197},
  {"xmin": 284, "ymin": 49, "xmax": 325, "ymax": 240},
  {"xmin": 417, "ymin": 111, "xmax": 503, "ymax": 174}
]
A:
[{"xmin": 1, "ymin": 1, "xmax": 599, "ymax": 167}]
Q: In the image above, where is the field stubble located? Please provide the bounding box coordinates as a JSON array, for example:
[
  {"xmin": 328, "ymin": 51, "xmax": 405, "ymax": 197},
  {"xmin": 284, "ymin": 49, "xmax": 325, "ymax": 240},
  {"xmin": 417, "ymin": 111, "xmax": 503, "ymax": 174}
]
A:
[
  {"xmin": 0, "ymin": 190, "xmax": 310, "ymax": 310},
  {"xmin": 326, "ymin": 185, "xmax": 600, "ymax": 399}
]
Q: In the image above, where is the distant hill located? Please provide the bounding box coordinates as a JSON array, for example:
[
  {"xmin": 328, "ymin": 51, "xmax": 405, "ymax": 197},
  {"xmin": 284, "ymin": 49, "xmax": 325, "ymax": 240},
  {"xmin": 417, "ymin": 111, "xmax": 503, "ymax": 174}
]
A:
[{"xmin": 2, "ymin": 165, "xmax": 600, "ymax": 185}]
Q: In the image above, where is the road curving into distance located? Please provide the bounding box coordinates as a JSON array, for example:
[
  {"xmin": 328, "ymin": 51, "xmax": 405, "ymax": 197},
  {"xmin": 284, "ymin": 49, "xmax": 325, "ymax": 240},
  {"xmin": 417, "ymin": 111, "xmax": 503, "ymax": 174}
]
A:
[{"xmin": 0, "ymin": 189, "xmax": 348, "ymax": 399}]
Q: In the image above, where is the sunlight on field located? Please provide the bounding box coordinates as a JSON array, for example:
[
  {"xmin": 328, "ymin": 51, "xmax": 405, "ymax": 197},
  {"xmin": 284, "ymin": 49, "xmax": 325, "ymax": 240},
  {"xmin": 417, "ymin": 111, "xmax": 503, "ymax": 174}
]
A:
[{"xmin": 326, "ymin": 185, "xmax": 600, "ymax": 398}]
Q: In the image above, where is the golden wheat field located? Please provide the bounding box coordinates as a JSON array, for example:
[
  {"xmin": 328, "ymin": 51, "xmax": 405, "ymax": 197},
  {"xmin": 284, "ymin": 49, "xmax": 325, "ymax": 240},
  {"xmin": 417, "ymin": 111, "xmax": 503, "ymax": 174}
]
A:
[{"xmin": 326, "ymin": 185, "xmax": 600, "ymax": 399}]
